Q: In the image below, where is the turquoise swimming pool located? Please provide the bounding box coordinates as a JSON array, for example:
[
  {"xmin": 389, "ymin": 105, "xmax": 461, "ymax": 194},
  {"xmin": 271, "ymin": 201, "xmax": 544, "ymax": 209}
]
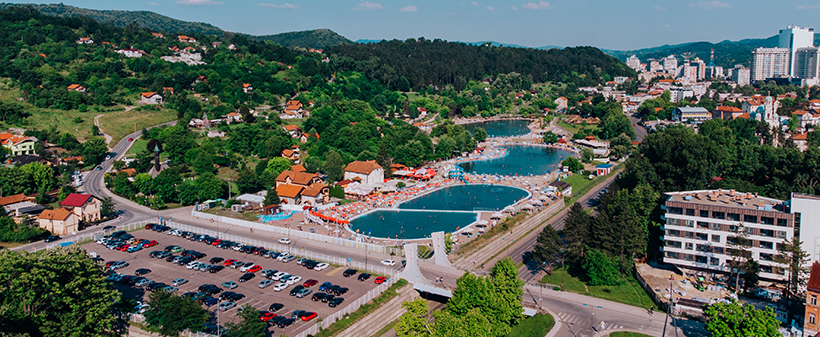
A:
[
  {"xmin": 350, "ymin": 184, "xmax": 527, "ymax": 239},
  {"xmin": 462, "ymin": 119, "xmax": 531, "ymax": 138},
  {"xmin": 460, "ymin": 145, "xmax": 575, "ymax": 176}
]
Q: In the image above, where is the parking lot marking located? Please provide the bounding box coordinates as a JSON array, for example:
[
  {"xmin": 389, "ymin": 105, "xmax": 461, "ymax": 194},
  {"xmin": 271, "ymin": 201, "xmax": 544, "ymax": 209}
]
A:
[{"xmin": 326, "ymin": 267, "xmax": 344, "ymax": 276}]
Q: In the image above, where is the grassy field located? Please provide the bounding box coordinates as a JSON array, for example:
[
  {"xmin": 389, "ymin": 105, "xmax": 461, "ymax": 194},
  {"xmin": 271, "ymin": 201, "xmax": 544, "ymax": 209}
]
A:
[
  {"xmin": 609, "ymin": 332, "xmax": 653, "ymax": 337},
  {"xmin": 97, "ymin": 107, "xmax": 177, "ymax": 145},
  {"xmin": 557, "ymin": 119, "xmax": 599, "ymax": 135},
  {"xmin": 507, "ymin": 313, "xmax": 555, "ymax": 337},
  {"xmin": 541, "ymin": 266, "xmax": 657, "ymax": 310},
  {"xmin": 125, "ymin": 139, "xmax": 148, "ymax": 156}
]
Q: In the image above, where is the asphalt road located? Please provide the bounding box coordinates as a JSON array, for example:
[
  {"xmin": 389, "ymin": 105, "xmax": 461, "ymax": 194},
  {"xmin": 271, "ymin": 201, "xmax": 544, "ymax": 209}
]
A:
[{"xmin": 630, "ymin": 114, "xmax": 648, "ymax": 141}]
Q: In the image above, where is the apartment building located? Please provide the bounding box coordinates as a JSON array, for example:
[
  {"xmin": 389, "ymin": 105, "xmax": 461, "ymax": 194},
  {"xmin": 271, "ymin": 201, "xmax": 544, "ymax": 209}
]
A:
[
  {"xmin": 662, "ymin": 190, "xmax": 794, "ymax": 282},
  {"xmin": 751, "ymin": 48, "xmax": 791, "ymax": 81}
]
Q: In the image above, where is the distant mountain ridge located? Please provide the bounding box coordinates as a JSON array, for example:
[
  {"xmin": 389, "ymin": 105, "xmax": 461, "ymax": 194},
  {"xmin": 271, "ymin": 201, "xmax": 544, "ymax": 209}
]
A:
[
  {"xmin": 356, "ymin": 38, "xmax": 561, "ymax": 50},
  {"xmin": 256, "ymin": 29, "xmax": 352, "ymax": 49}
]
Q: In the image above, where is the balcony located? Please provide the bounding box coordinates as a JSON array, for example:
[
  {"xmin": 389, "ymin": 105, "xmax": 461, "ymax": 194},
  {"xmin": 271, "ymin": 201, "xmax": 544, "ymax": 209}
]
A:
[
  {"xmin": 661, "ymin": 214, "xmax": 666, "ymax": 220},
  {"xmin": 660, "ymin": 235, "xmax": 665, "ymax": 241}
]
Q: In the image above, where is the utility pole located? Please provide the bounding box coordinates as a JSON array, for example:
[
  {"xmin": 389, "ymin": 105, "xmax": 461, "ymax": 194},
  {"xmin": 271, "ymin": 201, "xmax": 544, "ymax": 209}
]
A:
[{"xmin": 662, "ymin": 278, "xmax": 672, "ymax": 337}]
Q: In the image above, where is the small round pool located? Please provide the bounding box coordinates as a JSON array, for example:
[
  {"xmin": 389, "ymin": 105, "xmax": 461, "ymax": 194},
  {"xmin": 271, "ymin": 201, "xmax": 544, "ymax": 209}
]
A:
[
  {"xmin": 398, "ymin": 184, "xmax": 528, "ymax": 211},
  {"xmin": 462, "ymin": 119, "xmax": 531, "ymax": 138},
  {"xmin": 460, "ymin": 145, "xmax": 575, "ymax": 176}
]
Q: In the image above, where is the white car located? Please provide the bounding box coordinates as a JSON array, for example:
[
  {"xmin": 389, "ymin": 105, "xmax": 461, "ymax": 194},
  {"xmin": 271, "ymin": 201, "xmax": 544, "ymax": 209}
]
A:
[
  {"xmin": 276, "ymin": 254, "xmax": 289, "ymax": 261},
  {"xmin": 186, "ymin": 261, "xmax": 200, "ymax": 269},
  {"xmin": 380, "ymin": 259, "xmax": 396, "ymax": 267},
  {"xmin": 286, "ymin": 276, "xmax": 302, "ymax": 285},
  {"xmin": 278, "ymin": 238, "xmax": 291, "ymax": 245},
  {"xmin": 314, "ymin": 263, "xmax": 330, "ymax": 271},
  {"xmin": 271, "ymin": 272, "xmax": 288, "ymax": 281},
  {"xmin": 272, "ymin": 282, "xmax": 288, "ymax": 292},
  {"xmin": 239, "ymin": 263, "xmax": 255, "ymax": 272}
]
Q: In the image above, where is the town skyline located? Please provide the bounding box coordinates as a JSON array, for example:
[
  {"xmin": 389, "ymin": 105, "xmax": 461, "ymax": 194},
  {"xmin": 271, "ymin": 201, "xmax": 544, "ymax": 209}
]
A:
[{"xmin": 6, "ymin": 0, "xmax": 820, "ymax": 50}]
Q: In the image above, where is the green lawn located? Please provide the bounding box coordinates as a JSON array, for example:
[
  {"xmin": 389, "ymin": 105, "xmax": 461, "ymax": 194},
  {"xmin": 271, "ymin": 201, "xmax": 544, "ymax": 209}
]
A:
[
  {"xmin": 98, "ymin": 107, "xmax": 177, "ymax": 145},
  {"xmin": 507, "ymin": 313, "xmax": 555, "ymax": 337},
  {"xmin": 557, "ymin": 119, "xmax": 599, "ymax": 135},
  {"xmin": 541, "ymin": 266, "xmax": 657, "ymax": 310},
  {"xmin": 609, "ymin": 332, "xmax": 653, "ymax": 337},
  {"xmin": 126, "ymin": 139, "xmax": 148, "ymax": 156}
]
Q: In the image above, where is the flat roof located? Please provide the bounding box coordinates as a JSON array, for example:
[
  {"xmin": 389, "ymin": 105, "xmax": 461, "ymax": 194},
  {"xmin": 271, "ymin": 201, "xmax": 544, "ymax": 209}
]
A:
[{"xmin": 665, "ymin": 189, "xmax": 788, "ymax": 214}]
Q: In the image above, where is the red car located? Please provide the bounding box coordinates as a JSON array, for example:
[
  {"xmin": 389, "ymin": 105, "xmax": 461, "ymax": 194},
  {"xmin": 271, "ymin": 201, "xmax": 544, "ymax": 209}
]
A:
[
  {"xmin": 247, "ymin": 265, "xmax": 262, "ymax": 273},
  {"xmin": 300, "ymin": 312, "xmax": 317, "ymax": 321},
  {"xmin": 259, "ymin": 312, "xmax": 277, "ymax": 322},
  {"xmin": 143, "ymin": 240, "xmax": 158, "ymax": 248},
  {"xmin": 374, "ymin": 276, "xmax": 388, "ymax": 284},
  {"xmin": 303, "ymin": 279, "xmax": 318, "ymax": 287},
  {"xmin": 128, "ymin": 138, "xmax": 133, "ymax": 141},
  {"xmin": 117, "ymin": 244, "xmax": 130, "ymax": 252},
  {"xmin": 211, "ymin": 239, "xmax": 222, "ymax": 246},
  {"xmin": 223, "ymin": 259, "xmax": 237, "ymax": 266}
]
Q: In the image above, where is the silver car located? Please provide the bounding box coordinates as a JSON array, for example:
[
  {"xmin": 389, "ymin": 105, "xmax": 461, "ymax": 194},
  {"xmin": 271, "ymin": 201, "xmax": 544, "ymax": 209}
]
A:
[
  {"xmin": 135, "ymin": 278, "xmax": 153, "ymax": 287},
  {"xmin": 109, "ymin": 261, "xmax": 129, "ymax": 270},
  {"xmin": 259, "ymin": 280, "xmax": 275, "ymax": 288},
  {"xmin": 218, "ymin": 301, "xmax": 236, "ymax": 311},
  {"xmin": 283, "ymin": 255, "xmax": 297, "ymax": 263},
  {"xmin": 295, "ymin": 288, "xmax": 312, "ymax": 298},
  {"xmin": 171, "ymin": 278, "xmax": 188, "ymax": 286}
]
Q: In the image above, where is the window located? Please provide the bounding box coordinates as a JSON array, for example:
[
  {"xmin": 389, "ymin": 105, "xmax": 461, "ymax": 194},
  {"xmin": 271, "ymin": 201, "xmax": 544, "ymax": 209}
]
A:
[
  {"xmin": 759, "ymin": 241, "xmax": 773, "ymax": 250},
  {"xmin": 760, "ymin": 253, "xmax": 773, "ymax": 261},
  {"xmin": 713, "ymin": 247, "xmax": 724, "ymax": 254},
  {"xmin": 667, "ymin": 229, "xmax": 681, "ymax": 237},
  {"xmin": 712, "ymin": 211, "xmax": 726, "ymax": 220},
  {"xmin": 685, "ymin": 242, "xmax": 694, "ymax": 250},
  {"xmin": 686, "ymin": 208, "xmax": 695, "ymax": 216},
  {"xmin": 776, "ymin": 231, "xmax": 786, "ymax": 239},
  {"xmin": 695, "ymin": 255, "xmax": 708, "ymax": 264},
  {"xmin": 729, "ymin": 225, "xmax": 738, "ymax": 232},
  {"xmin": 777, "ymin": 243, "xmax": 786, "ymax": 252},
  {"xmin": 696, "ymin": 244, "xmax": 710, "ymax": 252},
  {"xmin": 666, "ymin": 241, "xmax": 682, "ymax": 249},
  {"xmin": 700, "ymin": 210, "xmax": 710, "ymax": 218},
  {"xmin": 760, "ymin": 229, "xmax": 774, "ymax": 237},
  {"xmin": 811, "ymin": 295, "xmax": 817, "ymax": 306},
  {"xmin": 666, "ymin": 252, "xmax": 680, "ymax": 259},
  {"xmin": 698, "ymin": 222, "xmax": 710, "ymax": 229},
  {"xmin": 777, "ymin": 218, "xmax": 788, "ymax": 227},
  {"xmin": 761, "ymin": 265, "xmax": 773, "ymax": 273},
  {"xmin": 685, "ymin": 231, "xmax": 694, "ymax": 238},
  {"xmin": 683, "ymin": 220, "xmax": 695, "ymax": 228},
  {"xmin": 774, "ymin": 267, "xmax": 785, "ymax": 275},
  {"xmin": 667, "ymin": 218, "xmax": 680, "ymax": 226},
  {"xmin": 710, "ymin": 257, "xmax": 720, "ymax": 265},
  {"xmin": 668, "ymin": 207, "xmax": 683, "ymax": 215},
  {"xmin": 761, "ymin": 217, "xmax": 774, "ymax": 225},
  {"xmin": 727, "ymin": 213, "xmax": 740, "ymax": 221},
  {"xmin": 696, "ymin": 233, "xmax": 708, "ymax": 241},
  {"xmin": 744, "ymin": 215, "xmax": 758, "ymax": 223},
  {"xmin": 684, "ymin": 254, "xmax": 695, "ymax": 261},
  {"xmin": 712, "ymin": 235, "xmax": 721, "ymax": 243},
  {"xmin": 811, "ymin": 313, "xmax": 816, "ymax": 325},
  {"xmin": 711, "ymin": 223, "xmax": 722, "ymax": 231}
]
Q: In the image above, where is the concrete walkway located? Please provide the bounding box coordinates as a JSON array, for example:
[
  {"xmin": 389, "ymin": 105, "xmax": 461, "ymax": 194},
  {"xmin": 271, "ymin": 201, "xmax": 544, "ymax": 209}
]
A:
[{"xmin": 339, "ymin": 284, "xmax": 417, "ymax": 337}]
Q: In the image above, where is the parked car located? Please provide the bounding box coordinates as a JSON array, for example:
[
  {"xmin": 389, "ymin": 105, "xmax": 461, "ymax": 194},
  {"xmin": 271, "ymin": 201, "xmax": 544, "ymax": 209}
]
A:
[
  {"xmin": 311, "ymin": 293, "xmax": 326, "ymax": 301},
  {"xmin": 135, "ymin": 268, "xmax": 151, "ymax": 276},
  {"xmin": 318, "ymin": 282, "xmax": 333, "ymax": 291},
  {"xmin": 314, "ymin": 263, "xmax": 330, "ymax": 271},
  {"xmin": 269, "ymin": 303, "xmax": 285, "ymax": 312},
  {"xmin": 209, "ymin": 257, "xmax": 224, "ymax": 264},
  {"xmin": 303, "ymin": 279, "xmax": 318, "ymax": 287},
  {"xmin": 277, "ymin": 318, "xmax": 295, "ymax": 328},
  {"xmin": 259, "ymin": 312, "xmax": 277, "ymax": 322},
  {"xmin": 239, "ymin": 262, "xmax": 255, "ymax": 272},
  {"xmin": 273, "ymin": 283, "xmax": 288, "ymax": 292},
  {"xmin": 261, "ymin": 269, "xmax": 278, "ymax": 278},
  {"xmin": 295, "ymin": 288, "xmax": 313, "ymax": 298},
  {"xmin": 208, "ymin": 265, "xmax": 224, "ymax": 273},
  {"xmin": 289, "ymin": 285, "xmax": 305, "ymax": 296},
  {"xmin": 247, "ymin": 265, "xmax": 262, "ymax": 273},
  {"xmin": 109, "ymin": 261, "xmax": 128, "ymax": 270},
  {"xmin": 282, "ymin": 255, "xmax": 297, "ymax": 263},
  {"xmin": 358, "ymin": 273, "xmax": 371, "ymax": 281},
  {"xmin": 259, "ymin": 280, "xmax": 275, "ymax": 288},
  {"xmin": 203, "ymin": 297, "xmax": 219, "ymax": 307},
  {"xmin": 223, "ymin": 259, "xmax": 237, "ymax": 266},
  {"xmin": 238, "ymin": 273, "xmax": 255, "ymax": 282},
  {"xmin": 222, "ymin": 281, "xmax": 238, "ymax": 289},
  {"xmin": 218, "ymin": 301, "xmax": 236, "ymax": 311},
  {"xmin": 343, "ymin": 269, "xmax": 358, "ymax": 277},
  {"xmin": 300, "ymin": 312, "xmax": 318, "ymax": 321},
  {"xmin": 375, "ymin": 276, "xmax": 388, "ymax": 284},
  {"xmin": 286, "ymin": 276, "xmax": 303, "ymax": 285},
  {"xmin": 328, "ymin": 297, "xmax": 345, "ymax": 308},
  {"xmin": 334, "ymin": 287, "xmax": 349, "ymax": 296},
  {"xmin": 321, "ymin": 294, "xmax": 335, "ymax": 303},
  {"xmin": 172, "ymin": 278, "xmax": 188, "ymax": 286}
]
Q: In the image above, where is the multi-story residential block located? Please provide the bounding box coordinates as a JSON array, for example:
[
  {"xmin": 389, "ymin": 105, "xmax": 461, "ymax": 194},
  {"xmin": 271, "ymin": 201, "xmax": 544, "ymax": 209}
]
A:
[
  {"xmin": 732, "ymin": 66, "xmax": 751, "ymax": 86},
  {"xmin": 662, "ymin": 190, "xmax": 820, "ymax": 286},
  {"xmin": 751, "ymin": 48, "xmax": 791, "ymax": 81},
  {"xmin": 649, "ymin": 60, "xmax": 662, "ymax": 73},
  {"xmin": 805, "ymin": 263, "xmax": 820, "ymax": 336},
  {"xmin": 663, "ymin": 55, "xmax": 678, "ymax": 74},
  {"xmin": 626, "ymin": 55, "xmax": 642, "ymax": 72},
  {"xmin": 779, "ymin": 25, "xmax": 815, "ymax": 76},
  {"xmin": 795, "ymin": 47, "xmax": 820, "ymax": 80}
]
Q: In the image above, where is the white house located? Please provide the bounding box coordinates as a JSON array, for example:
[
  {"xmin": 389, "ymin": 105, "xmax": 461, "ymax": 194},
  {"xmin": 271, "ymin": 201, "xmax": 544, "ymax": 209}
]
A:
[
  {"xmin": 116, "ymin": 49, "xmax": 146, "ymax": 58},
  {"xmin": 343, "ymin": 160, "xmax": 384, "ymax": 186},
  {"xmin": 139, "ymin": 92, "xmax": 163, "ymax": 105}
]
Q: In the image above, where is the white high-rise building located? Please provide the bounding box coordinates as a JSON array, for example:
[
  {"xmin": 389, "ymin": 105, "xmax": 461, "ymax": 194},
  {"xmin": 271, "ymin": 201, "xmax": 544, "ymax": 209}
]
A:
[
  {"xmin": 779, "ymin": 25, "xmax": 815, "ymax": 76},
  {"xmin": 626, "ymin": 55, "xmax": 642, "ymax": 72},
  {"xmin": 732, "ymin": 66, "xmax": 751, "ymax": 86},
  {"xmin": 751, "ymin": 48, "xmax": 791, "ymax": 81},
  {"xmin": 649, "ymin": 60, "xmax": 662, "ymax": 73},
  {"xmin": 794, "ymin": 47, "xmax": 820, "ymax": 79},
  {"xmin": 663, "ymin": 55, "xmax": 678, "ymax": 74}
]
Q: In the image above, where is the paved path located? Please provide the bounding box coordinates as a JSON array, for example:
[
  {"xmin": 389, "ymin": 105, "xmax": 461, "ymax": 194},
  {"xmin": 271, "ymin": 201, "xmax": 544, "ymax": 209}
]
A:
[
  {"xmin": 340, "ymin": 284, "xmax": 417, "ymax": 337},
  {"xmin": 93, "ymin": 113, "xmax": 113, "ymax": 146}
]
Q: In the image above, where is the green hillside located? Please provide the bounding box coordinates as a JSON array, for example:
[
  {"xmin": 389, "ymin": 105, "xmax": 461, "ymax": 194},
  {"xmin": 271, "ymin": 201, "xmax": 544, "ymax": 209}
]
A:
[
  {"xmin": 0, "ymin": 3, "xmax": 224, "ymax": 35},
  {"xmin": 254, "ymin": 28, "xmax": 352, "ymax": 49}
]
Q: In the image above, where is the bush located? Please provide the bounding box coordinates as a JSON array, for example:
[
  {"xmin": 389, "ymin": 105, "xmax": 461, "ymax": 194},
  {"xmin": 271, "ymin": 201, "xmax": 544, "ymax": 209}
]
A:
[
  {"xmin": 507, "ymin": 313, "xmax": 555, "ymax": 337},
  {"xmin": 582, "ymin": 249, "xmax": 619, "ymax": 286}
]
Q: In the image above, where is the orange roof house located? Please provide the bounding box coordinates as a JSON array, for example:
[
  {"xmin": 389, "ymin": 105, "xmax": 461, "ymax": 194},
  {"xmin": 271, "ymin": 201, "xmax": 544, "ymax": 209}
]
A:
[
  {"xmin": 67, "ymin": 84, "xmax": 87, "ymax": 92},
  {"xmin": 0, "ymin": 193, "xmax": 28, "ymax": 206}
]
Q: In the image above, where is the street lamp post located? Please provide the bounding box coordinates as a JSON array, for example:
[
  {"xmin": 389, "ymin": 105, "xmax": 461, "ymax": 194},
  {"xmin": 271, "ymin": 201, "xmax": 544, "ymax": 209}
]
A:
[{"xmin": 662, "ymin": 278, "xmax": 673, "ymax": 337}]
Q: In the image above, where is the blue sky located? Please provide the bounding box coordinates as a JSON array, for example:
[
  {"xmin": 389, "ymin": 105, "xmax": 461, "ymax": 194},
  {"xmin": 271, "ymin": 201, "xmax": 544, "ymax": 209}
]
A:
[{"xmin": 12, "ymin": 0, "xmax": 820, "ymax": 50}]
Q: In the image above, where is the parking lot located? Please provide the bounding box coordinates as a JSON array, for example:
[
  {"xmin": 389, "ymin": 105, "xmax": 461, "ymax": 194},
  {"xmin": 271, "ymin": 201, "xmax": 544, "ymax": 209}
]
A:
[{"xmin": 83, "ymin": 227, "xmax": 389, "ymax": 336}]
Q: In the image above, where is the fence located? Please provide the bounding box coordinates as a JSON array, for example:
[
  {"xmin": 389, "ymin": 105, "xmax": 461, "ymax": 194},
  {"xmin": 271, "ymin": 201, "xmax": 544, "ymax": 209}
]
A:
[
  {"xmin": 34, "ymin": 220, "xmax": 152, "ymax": 252},
  {"xmin": 191, "ymin": 211, "xmax": 404, "ymax": 256}
]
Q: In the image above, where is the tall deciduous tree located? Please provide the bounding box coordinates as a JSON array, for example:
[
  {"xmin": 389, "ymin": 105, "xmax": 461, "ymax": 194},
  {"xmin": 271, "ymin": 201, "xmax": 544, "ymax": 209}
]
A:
[
  {"xmin": 0, "ymin": 246, "xmax": 120, "ymax": 336},
  {"xmin": 395, "ymin": 298, "xmax": 433, "ymax": 337},
  {"xmin": 704, "ymin": 301, "xmax": 780, "ymax": 337},
  {"xmin": 323, "ymin": 149, "xmax": 344, "ymax": 182},
  {"xmin": 225, "ymin": 305, "xmax": 268, "ymax": 337},
  {"xmin": 143, "ymin": 291, "xmax": 209, "ymax": 336},
  {"xmin": 582, "ymin": 249, "xmax": 619, "ymax": 286},
  {"xmin": 532, "ymin": 224, "xmax": 561, "ymax": 273},
  {"xmin": 562, "ymin": 203, "xmax": 590, "ymax": 267},
  {"xmin": 775, "ymin": 237, "xmax": 811, "ymax": 299}
]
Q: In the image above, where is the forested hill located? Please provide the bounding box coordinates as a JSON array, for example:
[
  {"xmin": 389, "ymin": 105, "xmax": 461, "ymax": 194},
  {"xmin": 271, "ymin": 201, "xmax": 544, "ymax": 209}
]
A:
[
  {"xmin": 0, "ymin": 3, "xmax": 224, "ymax": 35},
  {"xmin": 255, "ymin": 29, "xmax": 352, "ymax": 49},
  {"xmin": 606, "ymin": 34, "xmax": 820, "ymax": 68},
  {"xmin": 327, "ymin": 39, "xmax": 636, "ymax": 91}
]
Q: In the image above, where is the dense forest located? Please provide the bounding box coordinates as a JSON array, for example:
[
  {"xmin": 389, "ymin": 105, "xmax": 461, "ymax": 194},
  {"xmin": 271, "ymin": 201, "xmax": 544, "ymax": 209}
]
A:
[
  {"xmin": 255, "ymin": 28, "xmax": 352, "ymax": 49},
  {"xmin": 326, "ymin": 39, "xmax": 637, "ymax": 91}
]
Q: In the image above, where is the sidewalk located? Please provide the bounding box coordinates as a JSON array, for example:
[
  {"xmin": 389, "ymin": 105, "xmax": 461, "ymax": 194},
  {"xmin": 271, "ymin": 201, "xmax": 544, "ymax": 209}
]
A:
[{"xmin": 339, "ymin": 284, "xmax": 417, "ymax": 337}]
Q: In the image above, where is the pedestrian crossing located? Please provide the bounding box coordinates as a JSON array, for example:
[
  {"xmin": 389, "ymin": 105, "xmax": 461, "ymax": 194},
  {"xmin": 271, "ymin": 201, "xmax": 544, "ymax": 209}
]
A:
[{"xmin": 554, "ymin": 312, "xmax": 625, "ymax": 330}]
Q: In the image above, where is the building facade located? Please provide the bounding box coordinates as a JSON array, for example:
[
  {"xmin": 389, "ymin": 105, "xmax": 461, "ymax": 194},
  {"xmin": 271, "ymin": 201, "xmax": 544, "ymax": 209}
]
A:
[
  {"xmin": 732, "ymin": 66, "xmax": 751, "ymax": 86},
  {"xmin": 779, "ymin": 25, "xmax": 815, "ymax": 76},
  {"xmin": 343, "ymin": 160, "xmax": 384, "ymax": 186},
  {"xmin": 805, "ymin": 263, "xmax": 820, "ymax": 336},
  {"xmin": 795, "ymin": 47, "xmax": 820, "ymax": 80},
  {"xmin": 751, "ymin": 48, "xmax": 791, "ymax": 81}
]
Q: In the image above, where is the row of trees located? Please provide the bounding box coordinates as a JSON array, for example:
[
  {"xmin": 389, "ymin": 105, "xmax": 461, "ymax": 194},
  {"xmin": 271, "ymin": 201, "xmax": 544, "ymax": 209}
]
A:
[{"xmin": 396, "ymin": 258, "xmax": 524, "ymax": 337}]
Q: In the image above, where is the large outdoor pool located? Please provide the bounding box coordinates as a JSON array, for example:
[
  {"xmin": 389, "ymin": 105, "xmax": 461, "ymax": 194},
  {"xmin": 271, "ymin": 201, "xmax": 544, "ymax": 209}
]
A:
[
  {"xmin": 349, "ymin": 184, "xmax": 527, "ymax": 239},
  {"xmin": 350, "ymin": 210, "xmax": 477, "ymax": 240},
  {"xmin": 398, "ymin": 184, "xmax": 528, "ymax": 211},
  {"xmin": 462, "ymin": 119, "xmax": 531, "ymax": 138},
  {"xmin": 459, "ymin": 145, "xmax": 575, "ymax": 176}
]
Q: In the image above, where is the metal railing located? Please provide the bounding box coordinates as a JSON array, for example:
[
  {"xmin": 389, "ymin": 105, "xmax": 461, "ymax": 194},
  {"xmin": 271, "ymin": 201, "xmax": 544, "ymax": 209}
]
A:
[{"xmin": 35, "ymin": 221, "xmax": 152, "ymax": 252}]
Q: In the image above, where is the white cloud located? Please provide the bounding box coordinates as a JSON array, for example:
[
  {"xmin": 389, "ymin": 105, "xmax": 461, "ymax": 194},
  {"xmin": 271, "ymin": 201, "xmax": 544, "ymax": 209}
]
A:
[
  {"xmin": 662, "ymin": 24, "xmax": 671, "ymax": 28},
  {"xmin": 510, "ymin": 6, "xmax": 518, "ymax": 10},
  {"xmin": 400, "ymin": 5, "xmax": 417, "ymax": 12},
  {"xmin": 486, "ymin": 6, "xmax": 494, "ymax": 10},
  {"xmin": 258, "ymin": 3, "xmax": 299, "ymax": 9},
  {"xmin": 688, "ymin": 1, "xmax": 729, "ymax": 9},
  {"xmin": 797, "ymin": 4, "xmax": 820, "ymax": 9},
  {"xmin": 521, "ymin": 1, "xmax": 552, "ymax": 10},
  {"xmin": 147, "ymin": 2, "xmax": 160, "ymax": 5},
  {"xmin": 176, "ymin": 0, "xmax": 223, "ymax": 5},
  {"xmin": 353, "ymin": 1, "xmax": 384, "ymax": 10},
  {"xmin": 471, "ymin": 1, "xmax": 478, "ymax": 5},
  {"xmin": 654, "ymin": 5, "xmax": 665, "ymax": 11}
]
